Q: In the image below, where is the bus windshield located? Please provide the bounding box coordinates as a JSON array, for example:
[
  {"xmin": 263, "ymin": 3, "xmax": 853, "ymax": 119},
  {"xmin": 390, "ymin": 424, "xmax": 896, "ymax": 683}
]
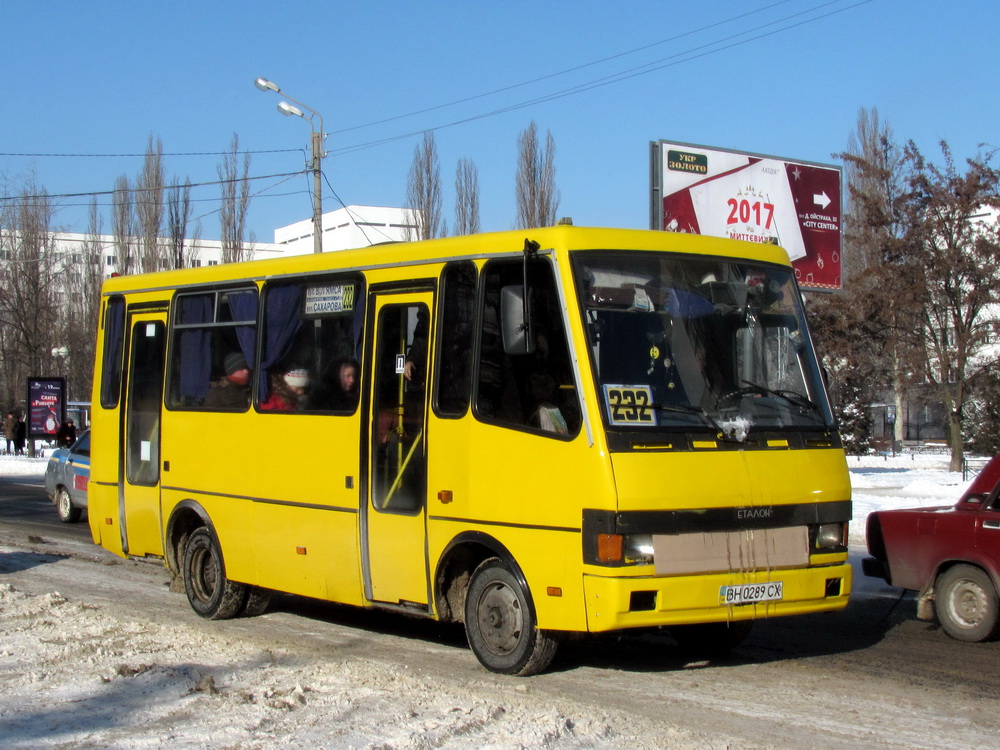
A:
[{"xmin": 572, "ymin": 250, "xmax": 834, "ymax": 438}]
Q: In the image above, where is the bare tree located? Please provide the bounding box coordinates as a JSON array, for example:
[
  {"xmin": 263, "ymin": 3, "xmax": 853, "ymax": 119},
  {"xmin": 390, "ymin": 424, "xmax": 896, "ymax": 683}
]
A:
[
  {"xmin": 828, "ymin": 107, "xmax": 923, "ymax": 448},
  {"xmin": 903, "ymin": 142, "xmax": 1000, "ymax": 471},
  {"xmin": 111, "ymin": 175, "xmax": 136, "ymax": 276},
  {"xmin": 57, "ymin": 199, "xmax": 106, "ymax": 401},
  {"xmin": 167, "ymin": 179, "xmax": 193, "ymax": 269},
  {"xmin": 841, "ymin": 108, "xmax": 909, "ymax": 279},
  {"xmin": 136, "ymin": 135, "xmax": 166, "ymax": 273},
  {"xmin": 454, "ymin": 157, "xmax": 480, "ymax": 236},
  {"xmin": 0, "ymin": 177, "xmax": 60, "ymax": 411},
  {"xmin": 405, "ymin": 132, "xmax": 444, "ymax": 241},
  {"xmin": 218, "ymin": 133, "xmax": 254, "ymax": 264},
  {"xmin": 515, "ymin": 121, "xmax": 559, "ymax": 229}
]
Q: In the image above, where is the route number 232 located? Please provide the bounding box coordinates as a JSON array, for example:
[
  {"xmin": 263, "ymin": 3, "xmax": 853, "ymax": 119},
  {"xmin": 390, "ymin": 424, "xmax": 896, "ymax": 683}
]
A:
[{"xmin": 604, "ymin": 385, "xmax": 657, "ymax": 426}]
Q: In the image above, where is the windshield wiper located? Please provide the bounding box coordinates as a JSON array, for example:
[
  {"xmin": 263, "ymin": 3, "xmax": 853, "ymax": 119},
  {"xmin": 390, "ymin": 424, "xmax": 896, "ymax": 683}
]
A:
[
  {"xmin": 651, "ymin": 402, "xmax": 748, "ymax": 442},
  {"xmin": 737, "ymin": 380, "xmax": 825, "ymax": 419}
]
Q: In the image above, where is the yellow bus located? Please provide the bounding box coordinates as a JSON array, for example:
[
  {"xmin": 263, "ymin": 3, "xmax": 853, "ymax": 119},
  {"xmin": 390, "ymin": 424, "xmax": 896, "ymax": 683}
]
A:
[{"xmin": 88, "ymin": 225, "xmax": 851, "ymax": 675}]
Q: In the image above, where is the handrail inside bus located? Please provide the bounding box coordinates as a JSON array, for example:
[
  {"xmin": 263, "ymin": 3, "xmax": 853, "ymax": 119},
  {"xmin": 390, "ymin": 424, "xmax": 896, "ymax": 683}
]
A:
[{"xmin": 383, "ymin": 429, "xmax": 423, "ymax": 509}]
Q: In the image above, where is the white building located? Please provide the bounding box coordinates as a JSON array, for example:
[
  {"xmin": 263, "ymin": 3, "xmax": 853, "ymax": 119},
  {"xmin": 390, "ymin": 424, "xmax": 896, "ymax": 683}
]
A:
[
  {"xmin": 274, "ymin": 206, "xmax": 417, "ymax": 256},
  {"xmin": 48, "ymin": 205, "xmax": 416, "ymax": 273}
]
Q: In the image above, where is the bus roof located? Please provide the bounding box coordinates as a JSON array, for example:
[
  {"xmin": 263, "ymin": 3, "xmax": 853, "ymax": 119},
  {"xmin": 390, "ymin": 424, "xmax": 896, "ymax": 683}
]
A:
[{"xmin": 100, "ymin": 225, "xmax": 793, "ymax": 296}]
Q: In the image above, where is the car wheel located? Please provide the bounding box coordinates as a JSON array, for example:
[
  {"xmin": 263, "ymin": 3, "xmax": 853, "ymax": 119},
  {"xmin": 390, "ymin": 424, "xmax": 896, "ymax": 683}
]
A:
[
  {"xmin": 55, "ymin": 487, "xmax": 82, "ymax": 524},
  {"xmin": 670, "ymin": 620, "xmax": 753, "ymax": 656},
  {"xmin": 182, "ymin": 527, "xmax": 246, "ymax": 620},
  {"xmin": 464, "ymin": 557, "xmax": 558, "ymax": 676},
  {"xmin": 936, "ymin": 564, "xmax": 1000, "ymax": 642}
]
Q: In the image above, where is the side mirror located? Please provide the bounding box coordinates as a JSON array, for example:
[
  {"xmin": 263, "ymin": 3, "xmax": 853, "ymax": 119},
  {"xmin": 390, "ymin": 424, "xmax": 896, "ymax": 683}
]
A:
[{"xmin": 501, "ymin": 285, "xmax": 535, "ymax": 355}]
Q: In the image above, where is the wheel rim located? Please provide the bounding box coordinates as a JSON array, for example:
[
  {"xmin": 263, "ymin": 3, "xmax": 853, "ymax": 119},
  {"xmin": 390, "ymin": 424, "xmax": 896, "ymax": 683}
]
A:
[
  {"xmin": 946, "ymin": 579, "xmax": 988, "ymax": 628},
  {"xmin": 58, "ymin": 491, "xmax": 71, "ymax": 517},
  {"xmin": 475, "ymin": 580, "xmax": 524, "ymax": 656},
  {"xmin": 189, "ymin": 544, "xmax": 219, "ymax": 604}
]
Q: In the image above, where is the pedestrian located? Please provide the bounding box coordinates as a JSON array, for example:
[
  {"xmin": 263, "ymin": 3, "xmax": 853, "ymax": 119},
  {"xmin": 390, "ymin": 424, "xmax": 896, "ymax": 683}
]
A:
[
  {"xmin": 14, "ymin": 414, "xmax": 26, "ymax": 455},
  {"xmin": 57, "ymin": 419, "xmax": 77, "ymax": 448},
  {"xmin": 3, "ymin": 411, "xmax": 14, "ymax": 454}
]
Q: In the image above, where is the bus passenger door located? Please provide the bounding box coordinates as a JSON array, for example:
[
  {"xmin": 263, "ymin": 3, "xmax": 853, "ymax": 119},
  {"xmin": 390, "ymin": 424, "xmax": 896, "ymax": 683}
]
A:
[
  {"xmin": 363, "ymin": 292, "xmax": 432, "ymax": 608},
  {"xmin": 120, "ymin": 311, "xmax": 167, "ymax": 557}
]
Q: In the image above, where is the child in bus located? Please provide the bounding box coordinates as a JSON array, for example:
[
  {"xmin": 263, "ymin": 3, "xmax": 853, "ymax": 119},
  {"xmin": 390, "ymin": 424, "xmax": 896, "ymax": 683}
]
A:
[
  {"xmin": 260, "ymin": 367, "xmax": 310, "ymax": 411},
  {"xmin": 311, "ymin": 358, "xmax": 360, "ymax": 411}
]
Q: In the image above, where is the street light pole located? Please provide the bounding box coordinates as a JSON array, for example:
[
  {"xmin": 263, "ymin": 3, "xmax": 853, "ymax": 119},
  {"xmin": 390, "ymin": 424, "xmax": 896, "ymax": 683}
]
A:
[{"xmin": 254, "ymin": 77, "xmax": 325, "ymax": 254}]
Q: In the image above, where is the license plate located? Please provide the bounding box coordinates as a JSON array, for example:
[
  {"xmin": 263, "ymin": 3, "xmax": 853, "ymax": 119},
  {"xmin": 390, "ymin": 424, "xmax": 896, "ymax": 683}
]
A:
[{"xmin": 720, "ymin": 582, "xmax": 783, "ymax": 605}]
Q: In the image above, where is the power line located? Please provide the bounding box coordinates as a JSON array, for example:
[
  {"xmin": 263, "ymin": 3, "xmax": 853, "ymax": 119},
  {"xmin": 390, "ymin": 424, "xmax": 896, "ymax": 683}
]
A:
[
  {"xmin": 332, "ymin": 0, "xmax": 873, "ymax": 157},
  {"xmin": 0, "ymin": 171, "xmax": 308, "ymax": 204},
  {"xmin": 330, "ymin": 0, "xmax": 800, "ymax": 136},
  {"xmin": 0, "ymin": 148, "xmax": 302, "ymax": 159}
]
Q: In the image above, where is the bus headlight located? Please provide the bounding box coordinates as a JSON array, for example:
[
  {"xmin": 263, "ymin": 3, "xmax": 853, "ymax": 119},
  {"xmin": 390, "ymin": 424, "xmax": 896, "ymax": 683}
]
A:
[
  {"xmin": 625, "ymin": 534, "xmax": 655, "ymax": 565},
  {"xmin": 813, "ymin": 523, "xmax": 847, "ymax": 551}
]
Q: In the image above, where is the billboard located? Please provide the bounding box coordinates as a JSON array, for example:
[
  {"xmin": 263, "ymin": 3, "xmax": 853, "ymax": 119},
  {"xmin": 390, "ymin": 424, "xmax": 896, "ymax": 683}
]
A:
[
  {"xmin": 651, "ymin": 141, "xmax": 842, "ymax": 291},
  {"xmin": 27, "ymin": 377, "xmax": 65, "ymax": 439}
]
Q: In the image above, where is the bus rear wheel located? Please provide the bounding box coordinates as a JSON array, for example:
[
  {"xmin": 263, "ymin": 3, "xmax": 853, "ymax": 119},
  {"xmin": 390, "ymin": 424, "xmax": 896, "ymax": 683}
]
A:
[
  {"xmin": 182, "ymin": 527, "xmax": 246, "ymax": 620},
  {"xmin": 464, "ymin": 557, "xmax": 558, "ymax": 676}
]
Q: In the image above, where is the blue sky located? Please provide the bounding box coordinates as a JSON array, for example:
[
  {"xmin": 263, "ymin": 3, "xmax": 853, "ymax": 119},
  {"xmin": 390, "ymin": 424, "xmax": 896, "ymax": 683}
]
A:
[{"xmin": 2, "ymin": 0, "xmax": 996, "ymax": 244}]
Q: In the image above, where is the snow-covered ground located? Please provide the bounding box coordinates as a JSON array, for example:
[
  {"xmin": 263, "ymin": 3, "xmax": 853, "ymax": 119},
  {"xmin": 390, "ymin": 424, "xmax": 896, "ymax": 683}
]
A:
[
  {"xmin": 0, "ymin": 449, "xmax": 984, "ymax": 748},
  {"xmin": 846, "ymin": 451, "xmax": 971, "ymax": 543}
]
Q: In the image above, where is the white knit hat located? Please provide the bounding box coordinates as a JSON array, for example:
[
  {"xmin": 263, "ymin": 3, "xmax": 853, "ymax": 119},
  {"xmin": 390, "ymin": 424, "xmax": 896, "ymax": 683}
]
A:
[{"xmin": 283, "ymin": 368, "xmax": 310, "ymax": 388}]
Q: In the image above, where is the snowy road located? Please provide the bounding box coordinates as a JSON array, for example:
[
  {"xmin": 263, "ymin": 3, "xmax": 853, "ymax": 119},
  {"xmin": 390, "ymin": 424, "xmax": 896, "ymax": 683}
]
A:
[
  {"xmin": 2, "ymin": 453, "xmax": 999, "ymax": 747},
  {"xmin": 1, "ymin": 530, "xmax": 999, "ymax": 749}
]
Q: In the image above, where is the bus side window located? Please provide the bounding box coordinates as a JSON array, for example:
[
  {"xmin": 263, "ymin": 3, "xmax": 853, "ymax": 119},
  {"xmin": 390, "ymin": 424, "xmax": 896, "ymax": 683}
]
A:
[
  {"xmin": 100, "ymin": 296, "xmax": 126, "ymax": 408},
  {"xmin": 435, "ymin": 261, "xmax": 477, "ymax": 417},
  {"xmin": 167, "ymin": 288, "xmax": 257, "ymax": 411},
  {"xmin": 475, "ymin": 259, "xmax": 580, "ymax": 437},
  {"xmin": 259, "ymin": 277, "xmax": 365, "ymax": 413}
]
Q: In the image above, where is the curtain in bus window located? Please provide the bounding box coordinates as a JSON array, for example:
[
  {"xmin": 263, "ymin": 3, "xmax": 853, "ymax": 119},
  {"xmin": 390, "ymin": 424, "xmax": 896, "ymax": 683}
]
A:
[
  {"xmin": 226, "ymin": 290, "xmax": 258, "ymax": 369},
  {"xmin": 259, "ymin": 285, "xmax": 302, "ymax": 399},
  {"xmin": 177, "ymin": 295, "xmax": 213, "ymax": 402}
]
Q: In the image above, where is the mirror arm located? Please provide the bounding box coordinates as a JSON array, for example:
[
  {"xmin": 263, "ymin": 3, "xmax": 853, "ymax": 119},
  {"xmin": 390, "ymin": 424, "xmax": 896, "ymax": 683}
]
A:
[{"xmin": 520, "ymin": 238, "xmax": 539, "ymax": 338}]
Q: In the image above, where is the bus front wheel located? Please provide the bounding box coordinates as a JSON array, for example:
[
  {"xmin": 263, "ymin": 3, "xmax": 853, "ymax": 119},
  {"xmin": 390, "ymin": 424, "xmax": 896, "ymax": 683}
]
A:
[
  {"xmin": 464, "ymin": 557, "xmax": 558, "ymax": 676},
  {"xmin": 182, "ymin": 527, "xmax": 246, "ymax": 620}
]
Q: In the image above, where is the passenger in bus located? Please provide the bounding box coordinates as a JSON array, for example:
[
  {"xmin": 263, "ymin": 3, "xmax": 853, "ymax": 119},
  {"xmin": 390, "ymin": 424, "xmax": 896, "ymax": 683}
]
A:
[
  {"xmin": 205, "ymin": 352, "xmax": 251, "ymax": 409},
  {"xmin": 260, "ymin": 366, "xmax": 310, "ymax": 411},
  {"xmin": 528, "ymin": 372, "xmax": 569, "ymax": 436},
  {"xmin": 403, "ymin": 308, "xmax": 429, "ymax": 385},
  {"xmin": 311, "ymin": 358, "xmax": 360, "ymax": 411}
]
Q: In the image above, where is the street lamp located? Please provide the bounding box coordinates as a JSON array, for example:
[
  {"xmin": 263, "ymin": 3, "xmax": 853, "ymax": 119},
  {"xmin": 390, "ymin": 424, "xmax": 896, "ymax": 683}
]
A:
[{"xmin": 254, "ymin": 77, "xmax": 325, "ymax": 254}]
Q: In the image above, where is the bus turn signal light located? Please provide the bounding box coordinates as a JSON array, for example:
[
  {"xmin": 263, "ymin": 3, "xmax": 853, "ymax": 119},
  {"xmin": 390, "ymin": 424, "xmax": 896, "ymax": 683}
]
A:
[{"xmin": 597, "ymin": 533, "xmax": 623, "ymax": 562}]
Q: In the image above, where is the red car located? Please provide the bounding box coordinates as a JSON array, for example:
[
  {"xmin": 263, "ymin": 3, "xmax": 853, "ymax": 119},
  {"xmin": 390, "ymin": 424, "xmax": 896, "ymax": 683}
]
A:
[{"xmin": 863, "ymin": 454, "xmax": 1000, "ymax": 642}]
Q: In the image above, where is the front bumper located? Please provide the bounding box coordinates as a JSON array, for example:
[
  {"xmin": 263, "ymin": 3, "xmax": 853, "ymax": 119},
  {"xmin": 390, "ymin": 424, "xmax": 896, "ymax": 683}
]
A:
[{"xmin": 582, "ymin": 562, "xmax": 852, "ymax": 632}]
